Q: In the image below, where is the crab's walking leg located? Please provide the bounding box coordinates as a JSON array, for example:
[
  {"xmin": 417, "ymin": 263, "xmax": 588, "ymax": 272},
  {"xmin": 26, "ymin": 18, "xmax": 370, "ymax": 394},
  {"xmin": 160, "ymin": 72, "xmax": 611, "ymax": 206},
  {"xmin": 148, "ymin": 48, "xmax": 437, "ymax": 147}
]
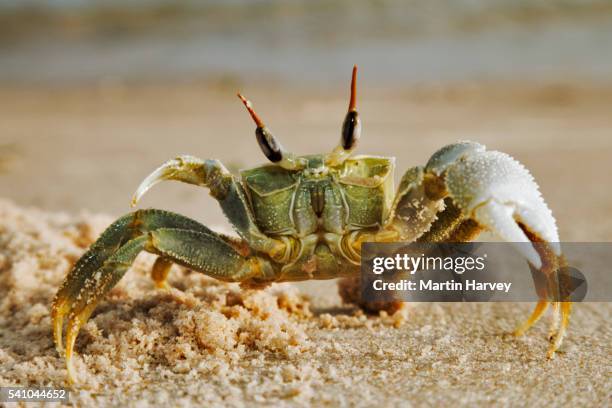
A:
[
  {"xmin": 63, "ymin": 235, "xmax": 148, "ymax": 384},
  {"xmin": 52, "ymin": 210, "xmax": 273, "ymax": 383},
  {"xmin": 515, "ymin": 219, "xmax": 570, "ymax": 358},
  {"xmin": 52, "ymin": 209, "xmax": 215, "ymax": 353},
  {"xmin": 387, "ymin": 141, "xmax": 570, "ymax": 357},
  {"xmin": 549, "ymin": 302, "xmax": 571, "ymax": 358},
  {"xmin": 513, "ymin": 300, "xmax": 549, "ymax": 337},
  {"xmin": 151, "ymin": 257, "xmax": 173, "ymax": 289}
]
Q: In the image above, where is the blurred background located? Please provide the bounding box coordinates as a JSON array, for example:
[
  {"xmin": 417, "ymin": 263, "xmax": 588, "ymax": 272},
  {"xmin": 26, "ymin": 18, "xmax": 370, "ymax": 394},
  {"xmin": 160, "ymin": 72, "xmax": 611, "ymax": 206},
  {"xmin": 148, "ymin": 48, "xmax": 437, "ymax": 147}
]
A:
[
  {"xmin": 2, "ymin": 0, "xmax": 612, "ymax": 84},
  {"xmin": 1, "ymin": 0, "xmax": 611, "ymax": 239}
]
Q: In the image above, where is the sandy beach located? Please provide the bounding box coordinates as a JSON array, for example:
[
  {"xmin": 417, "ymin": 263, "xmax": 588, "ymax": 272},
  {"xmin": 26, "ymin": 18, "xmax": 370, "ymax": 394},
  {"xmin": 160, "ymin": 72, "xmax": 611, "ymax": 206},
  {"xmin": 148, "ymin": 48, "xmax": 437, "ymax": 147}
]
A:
[{"xmin": 0, "ymin": 81, "xmax": 610, "ymax": 406}]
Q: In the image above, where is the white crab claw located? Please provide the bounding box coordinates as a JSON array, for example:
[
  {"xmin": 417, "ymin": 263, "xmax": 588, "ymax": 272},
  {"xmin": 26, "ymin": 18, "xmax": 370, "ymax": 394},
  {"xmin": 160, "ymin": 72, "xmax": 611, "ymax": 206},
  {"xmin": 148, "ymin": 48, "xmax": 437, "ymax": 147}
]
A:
[
  {"xmin": 473, "ymin": 200, "xmax": 543, "ymax": 268},
  {"xmin": 441, "ymin": 147, "xmax": 560, "ymax": 267}
]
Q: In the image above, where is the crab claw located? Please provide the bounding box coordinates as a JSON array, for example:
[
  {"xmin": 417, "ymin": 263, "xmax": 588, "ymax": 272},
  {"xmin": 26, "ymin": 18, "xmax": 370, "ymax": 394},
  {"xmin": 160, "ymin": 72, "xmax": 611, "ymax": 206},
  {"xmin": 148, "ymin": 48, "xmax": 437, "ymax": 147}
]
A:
[
  {"xmin": 424, "ymin": 141, "xmax": 569, "ymax": 357},
  {"xmin": 428, "ymin": 142, "xmax": 560, "ymax": 269},
  {"xmin": 131, "ymin": 155, "xmax": 209, "ymax": 207}
]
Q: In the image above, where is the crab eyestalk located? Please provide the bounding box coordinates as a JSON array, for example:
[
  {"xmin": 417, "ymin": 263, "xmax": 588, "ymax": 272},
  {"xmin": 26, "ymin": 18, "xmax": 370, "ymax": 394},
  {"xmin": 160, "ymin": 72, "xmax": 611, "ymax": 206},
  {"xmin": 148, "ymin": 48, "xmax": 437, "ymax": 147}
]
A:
[
  {"xmin": 237, "ymin": 93, "xmax": 306, "ymax": 170},
  {"xmin": 327, "ymin": 65, "xmax": 362, "ymax": 166}
]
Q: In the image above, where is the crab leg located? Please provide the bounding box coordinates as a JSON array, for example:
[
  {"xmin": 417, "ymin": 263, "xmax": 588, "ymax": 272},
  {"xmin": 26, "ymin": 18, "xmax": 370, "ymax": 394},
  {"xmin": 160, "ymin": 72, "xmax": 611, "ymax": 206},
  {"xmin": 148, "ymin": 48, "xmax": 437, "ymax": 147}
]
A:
[
  {"xmin": 549, "ymin": 302, "xmax": 571, "ymax": 358},
  {"xmin": 52, "ymin": 210, "xmax": 273, "ymax": 383},
  {"xmin": 62, "ymin": 235, "xmax": 148, "ymax": 384},
  {"xmin": 51, "ymin": 209, "xmax": 214, "ymax": 350},
  {"xmin": 513, "ymin": 299, "xmax": 549, "ymax": 337},
  {"xmin": 151, "ymin": 256, "xmax": 173, "ymax": 289},
  {"xmin": 52, "ymin": 209, "xmax": 214, "ymax": 351}
]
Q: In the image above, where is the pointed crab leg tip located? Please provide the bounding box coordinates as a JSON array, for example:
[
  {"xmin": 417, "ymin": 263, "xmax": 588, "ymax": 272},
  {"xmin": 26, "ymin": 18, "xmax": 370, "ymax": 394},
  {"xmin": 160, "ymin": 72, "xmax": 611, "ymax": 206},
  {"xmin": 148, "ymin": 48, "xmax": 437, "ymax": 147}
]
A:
[
  {"xmin": 53, "ymin": 322, "xmax": 64, "ymax": 353},
  {"xmin": 66, "ymin": 362, "xmax": 77, "ymax": 385},
  {"xmin": 52, "ymin": 301, "xmax": 69, "ymax": 353},
  {"xmin": 65, "ymin": 343, "xmax": 76, "ymax": 383},
  {"xmin": 131, "ymin": 189, "xmax": 145, "ymax": 206}
]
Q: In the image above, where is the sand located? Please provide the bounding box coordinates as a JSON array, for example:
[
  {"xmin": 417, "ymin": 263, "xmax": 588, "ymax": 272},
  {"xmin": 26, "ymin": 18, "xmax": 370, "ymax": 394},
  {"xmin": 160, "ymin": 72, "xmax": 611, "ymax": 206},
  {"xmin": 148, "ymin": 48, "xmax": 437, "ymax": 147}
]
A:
[
  {"xmin": 1, "ymin": 82, "xmax": 611, "ymax": 407},
  {"xmin": 1, "ymin": 199, "xmax": 610, "ymax": 407}
]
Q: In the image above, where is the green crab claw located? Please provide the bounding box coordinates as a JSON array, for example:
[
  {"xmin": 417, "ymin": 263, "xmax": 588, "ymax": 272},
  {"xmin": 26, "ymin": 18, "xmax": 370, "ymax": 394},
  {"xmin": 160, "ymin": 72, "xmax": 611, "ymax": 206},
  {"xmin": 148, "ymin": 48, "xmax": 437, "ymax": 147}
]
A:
[{"xmin": 131, "ymin": 155, "xmax": 208, "ymax": 207}]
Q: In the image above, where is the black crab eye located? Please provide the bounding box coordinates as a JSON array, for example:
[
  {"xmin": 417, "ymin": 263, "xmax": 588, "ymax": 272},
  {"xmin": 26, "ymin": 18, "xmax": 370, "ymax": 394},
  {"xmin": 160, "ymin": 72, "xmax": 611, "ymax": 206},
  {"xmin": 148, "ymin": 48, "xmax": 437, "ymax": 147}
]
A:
[
  {"xmin": 256, "ymin": 127, "xmax": 283, "ymax": 163},
  {"xmin": 341, "ymin": 110, "xmax": 361, "ymax": 150}
]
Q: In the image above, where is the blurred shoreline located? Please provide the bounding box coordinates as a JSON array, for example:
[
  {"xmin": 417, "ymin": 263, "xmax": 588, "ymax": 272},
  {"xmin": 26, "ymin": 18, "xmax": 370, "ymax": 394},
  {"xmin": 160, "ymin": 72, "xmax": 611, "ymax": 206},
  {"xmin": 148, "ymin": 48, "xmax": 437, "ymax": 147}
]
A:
[{"xmin": 1, "ymin": 1, "xmax": 612, "ymax": 86}]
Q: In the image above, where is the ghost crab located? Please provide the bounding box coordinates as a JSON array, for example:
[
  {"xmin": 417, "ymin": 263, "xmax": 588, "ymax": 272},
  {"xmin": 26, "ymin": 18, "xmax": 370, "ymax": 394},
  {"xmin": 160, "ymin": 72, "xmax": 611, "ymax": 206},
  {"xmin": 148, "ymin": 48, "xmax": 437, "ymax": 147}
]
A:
[{"xmin": 52, "ymin": 66, "xmax": 570, "ymax": 383}]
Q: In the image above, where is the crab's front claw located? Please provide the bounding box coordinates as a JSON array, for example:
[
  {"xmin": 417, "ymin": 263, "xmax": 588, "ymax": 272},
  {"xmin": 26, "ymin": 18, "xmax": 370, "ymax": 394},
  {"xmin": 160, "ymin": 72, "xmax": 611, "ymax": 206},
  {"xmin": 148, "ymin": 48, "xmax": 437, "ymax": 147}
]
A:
[
  {"xmin": 426, "ymin": 142, "xmax": 561, "ymax": 265},
  {"xmin": 131, "ymin": 155, "xmax": 222, "ymax": 207},
  {"xmin": 426, "ymin": 142, "xmax": 570, "ymax": 357}
]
